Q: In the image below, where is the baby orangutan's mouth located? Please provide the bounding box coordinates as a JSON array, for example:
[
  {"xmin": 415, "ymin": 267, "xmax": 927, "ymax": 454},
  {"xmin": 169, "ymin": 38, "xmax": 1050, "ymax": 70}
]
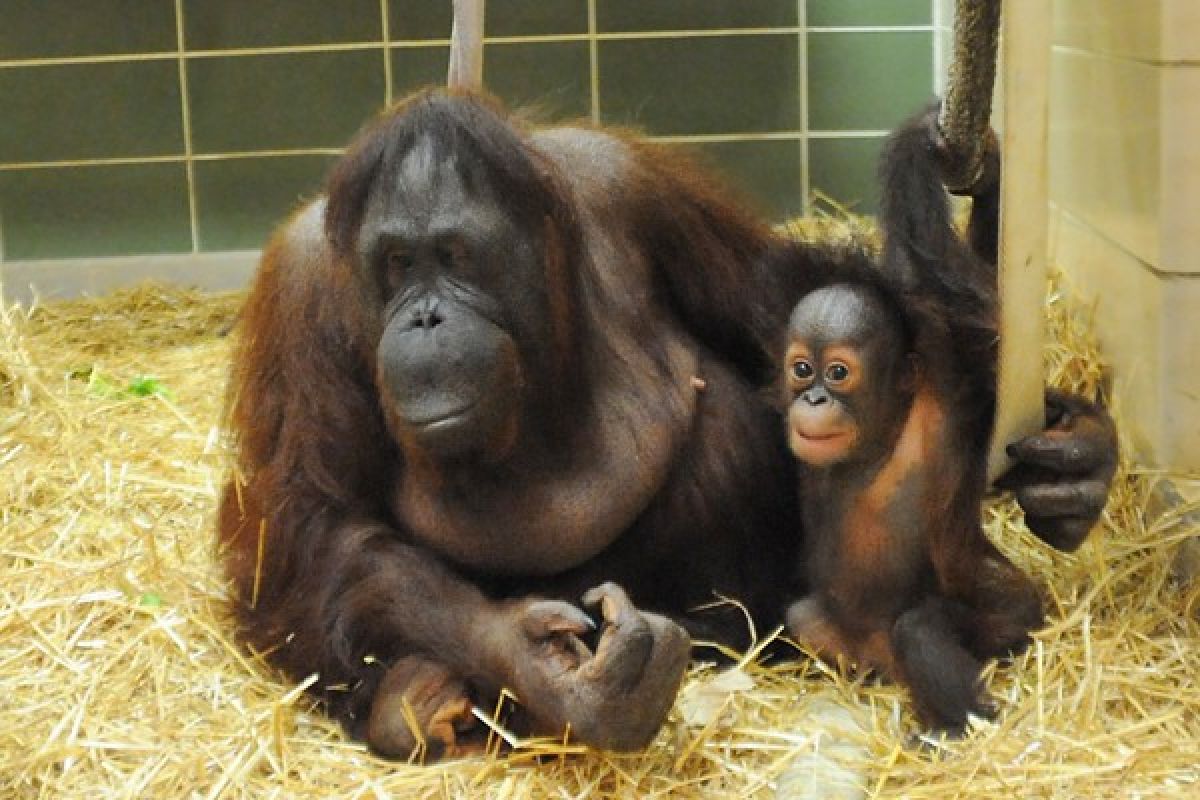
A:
[{"xmin": 789, "ymin": 428, "xmax": 856, "ymax": 466}]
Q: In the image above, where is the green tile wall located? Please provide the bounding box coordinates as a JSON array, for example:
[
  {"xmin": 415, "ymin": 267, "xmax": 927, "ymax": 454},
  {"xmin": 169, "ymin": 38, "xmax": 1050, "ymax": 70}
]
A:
[
  {"xmin": 390, "ymin": 45, "xmax": 456, "ymax": 97},
  {"xmin": 597, "ymin": 1, "xmax": 797, "ymax": 32},
  {"xmin": 390, "ymin": 0, "xmax": 589, "ymax": 39},
  {"xmin": 391, "ymin": 43, "xmax": 590, "ymax": 120},
  {"xmin": 0, "ymin": 0, "xmax": 176, "ymax": 60},
  {"xmin": 187, "ymin": 51, "xmax": 386, "ymax": 153},
  {"xmin": 599, "ymin": 35, "xmax": 800, "ymax": 135},
  {"xmin": 0, "ymin": 164, "xmax": 191, "ymax": 260},
  {"xmin": 806, "ymin": 0, "xmax": 932, "ymax": 27},
  {"xmin": 193, "ymin": 155, "xmax": 335, "ymax": 251},
  {"xmin": 0, "ymin": 61, "xmax": 184, "ymax": 162},
  {"xmin": 388, "ymin": 3, "xmax": 454, "ymax": 40},
  {"xmin": 183, "ymin": 0, "xmax": 382, "ymax": 50},
  {"xmin": 0, "ymin": 1, "xmax": 938, "ymax": 262},
  {"xmin": 808, "ymin": 137, "xmax": 887, "ymax": 215},
  {"xmin": 486, "ymin": 42, "xmax": 591, "ymax": 120},
  {"xmin": 807, "ymin": 31, "xmax": 935, "ymax": 131},
  {"xmin": 691, "ymin": 141, "xmax": 806, "ymax": 220}
]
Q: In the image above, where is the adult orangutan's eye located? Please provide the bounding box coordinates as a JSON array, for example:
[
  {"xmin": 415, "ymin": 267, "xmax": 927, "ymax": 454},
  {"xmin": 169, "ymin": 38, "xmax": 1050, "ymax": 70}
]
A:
[{"xmin": 386, "ymin": 250, "xmax": 413, "ymax": 271}]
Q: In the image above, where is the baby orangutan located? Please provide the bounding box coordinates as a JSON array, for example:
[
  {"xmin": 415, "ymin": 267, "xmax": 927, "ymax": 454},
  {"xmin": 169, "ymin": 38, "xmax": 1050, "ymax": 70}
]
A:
[{"xmin": 782, "ymin": 106, "xmax": 1044, "ymax": 733}]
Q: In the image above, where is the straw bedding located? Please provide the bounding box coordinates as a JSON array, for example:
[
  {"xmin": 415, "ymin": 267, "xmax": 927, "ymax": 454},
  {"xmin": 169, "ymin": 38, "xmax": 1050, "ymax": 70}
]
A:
[{"xmin": 2, "ymin": 256, "xmax": 1197, "ymax": 798}]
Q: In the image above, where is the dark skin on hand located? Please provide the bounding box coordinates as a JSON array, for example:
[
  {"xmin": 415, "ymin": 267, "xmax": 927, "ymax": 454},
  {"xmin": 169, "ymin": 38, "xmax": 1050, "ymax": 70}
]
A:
[
  {"xmin": 780, "ymin": 106, "xmax": 1116, "ymax": 733},
  {"xmin": 219, "ymin": 89, "xmax": 1118, "ymax": 760}
]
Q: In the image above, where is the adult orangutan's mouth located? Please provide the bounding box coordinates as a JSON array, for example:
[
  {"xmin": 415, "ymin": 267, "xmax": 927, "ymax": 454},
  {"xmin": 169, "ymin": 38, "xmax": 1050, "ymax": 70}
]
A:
[{"xmin": 408, "ymin": 403, "xmax": 476, "ymax": 429}]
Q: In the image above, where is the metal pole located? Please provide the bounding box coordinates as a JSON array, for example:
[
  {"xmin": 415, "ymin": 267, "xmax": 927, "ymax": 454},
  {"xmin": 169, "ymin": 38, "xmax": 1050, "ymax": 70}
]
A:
[{"xmin": 448, "ymin": 0, "xmax": 486, "ymax": 90}]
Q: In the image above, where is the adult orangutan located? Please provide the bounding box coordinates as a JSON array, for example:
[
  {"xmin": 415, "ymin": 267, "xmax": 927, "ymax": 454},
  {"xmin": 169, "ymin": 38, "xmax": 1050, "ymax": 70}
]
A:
[{"xmin": 219, "ymin": 88, "xmax": 1116, "ymax": 759}]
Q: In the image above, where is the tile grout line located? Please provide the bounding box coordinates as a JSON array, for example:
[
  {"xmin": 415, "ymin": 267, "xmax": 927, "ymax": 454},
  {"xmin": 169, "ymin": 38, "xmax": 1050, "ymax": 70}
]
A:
[
  {"xmin": 0, "ymin": 150, "xmax": 346, "ymax": 172},
  {"xmin": 807, "ymin": 130, "xmax": 890, "ymax": 138},
  {"xmin": 0, "ymin": 156, "xmax": 190, "ymax": 172},
  {"xmin": 807, "ymin": 26, "xmax": 934, "ymax": 34},
  {"xmin": 651, "ymin": 132, "xmax": 804, "ymax": 144},
  {"xmin": 173, "ymin": 0, "xmax": 199, "ymax": 253},
  {"xmin": 0, "ymin": 50, "xmax": 188, "ymax": 68}
]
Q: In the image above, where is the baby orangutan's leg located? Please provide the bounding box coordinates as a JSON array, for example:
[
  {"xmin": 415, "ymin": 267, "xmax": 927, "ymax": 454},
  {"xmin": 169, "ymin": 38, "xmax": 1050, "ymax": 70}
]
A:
[
  {"xmin": 786, "ymin": 595, "xmax": 858, "ymax": 666},
  {"xmin": 789, "ymin": 596, "xmax": 902, "ymax": 678},
  {"xmin": 856, "ymin": 629, "xmax": 901, "ymax": 679},
  {"xmin": 959, "ymin": 551, "xmax": 1045, "ymax": 660},
  {"xmin": 892, "ymin": 596, "xmax": 992, "ymax": 734}
]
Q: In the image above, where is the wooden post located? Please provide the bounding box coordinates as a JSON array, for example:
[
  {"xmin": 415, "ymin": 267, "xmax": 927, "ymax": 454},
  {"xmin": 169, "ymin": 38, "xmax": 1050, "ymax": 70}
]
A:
[{"xmin": 987, "ymin": 0, "xmax": 1052, "ymax": 482}]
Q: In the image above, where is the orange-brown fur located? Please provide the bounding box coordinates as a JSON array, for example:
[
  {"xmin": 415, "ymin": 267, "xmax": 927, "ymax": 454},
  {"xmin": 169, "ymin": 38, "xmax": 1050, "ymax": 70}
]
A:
[{"xmin": 845, "ymin": 386, "xmax": 944, "ymax": 563}]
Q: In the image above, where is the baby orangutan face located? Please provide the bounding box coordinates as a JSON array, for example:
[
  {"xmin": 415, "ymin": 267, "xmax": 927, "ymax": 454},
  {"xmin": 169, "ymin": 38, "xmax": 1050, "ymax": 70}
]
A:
[{"xmin": 784, "ymin": 285, "xmax": 912, "ymax": 468}]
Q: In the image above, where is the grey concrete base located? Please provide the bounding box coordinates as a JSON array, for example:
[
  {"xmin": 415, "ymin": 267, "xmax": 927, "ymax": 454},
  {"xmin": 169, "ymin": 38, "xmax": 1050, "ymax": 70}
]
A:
[{"xmin": 1, "ymin": 251, "xmax": 261, "ymax": 305}]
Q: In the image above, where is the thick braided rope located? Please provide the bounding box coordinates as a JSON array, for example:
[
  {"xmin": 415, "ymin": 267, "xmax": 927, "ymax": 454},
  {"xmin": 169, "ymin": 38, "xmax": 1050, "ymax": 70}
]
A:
[{"xmin": 938, "ymin": 0, "xmax": 1002, "ymax": 194}]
